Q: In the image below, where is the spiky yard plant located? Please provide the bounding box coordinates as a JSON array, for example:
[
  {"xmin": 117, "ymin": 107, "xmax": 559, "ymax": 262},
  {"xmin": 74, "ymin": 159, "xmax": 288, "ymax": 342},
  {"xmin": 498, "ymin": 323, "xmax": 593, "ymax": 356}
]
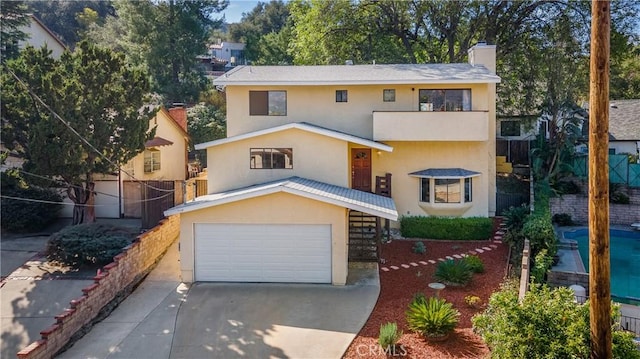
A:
[
  {"xmin": 378, "ymin": 322, "xmax": 403, "ymax": 349},
  {"xmin": 434, "ymin": 259, "xmax": 473, "ymax": 286},
  {"xmin": 462, "ymin": 255, "xmax": 485, "ymax": 273},
  {"xmin": 406, "ymin": 295, "xmax": 459, "ymax": 338}
]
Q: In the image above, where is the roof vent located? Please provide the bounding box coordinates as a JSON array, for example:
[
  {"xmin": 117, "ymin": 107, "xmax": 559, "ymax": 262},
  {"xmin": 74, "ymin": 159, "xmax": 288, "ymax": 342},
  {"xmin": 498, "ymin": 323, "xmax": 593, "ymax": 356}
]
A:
[
  {"xmin": 476, "ymin": 40, "xmax": 487, "ymax": 46},
  {"xmin": 610, "ymin": 104, "xmax": 618, "ymax": 109},
  {"xmin": 345, "ymin": 60, "xmax": 354, "ymax": 65}
]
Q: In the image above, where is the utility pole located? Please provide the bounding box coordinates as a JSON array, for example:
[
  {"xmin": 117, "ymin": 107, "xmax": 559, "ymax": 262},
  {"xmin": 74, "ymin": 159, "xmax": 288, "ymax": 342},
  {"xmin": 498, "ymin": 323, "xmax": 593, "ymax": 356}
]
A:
[{"xmin": 588, "ymin": 1, "xmax": 611, "ymax": 358}]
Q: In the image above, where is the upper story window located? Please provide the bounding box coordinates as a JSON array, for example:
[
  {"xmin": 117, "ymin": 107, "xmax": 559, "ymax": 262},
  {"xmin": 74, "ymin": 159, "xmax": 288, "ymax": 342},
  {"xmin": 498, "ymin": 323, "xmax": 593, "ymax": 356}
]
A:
[
  {"xmin": 144, "ymin": 149, "xmax": 161, "ymax": 173},
  {"xmin": 383, "ymin": 89, "xmax": 396, "ymax": 102},
  {"xmin": 336, "ymin": 90, "xmax": 348, "ymax": 102},
  {"xmin": 250, "ymin": 148, "xmax": 293, "ymax": 169},
  {"xmin": 500, "ymin": 120, "xmax": 521, "ymax": 136},
  {"xmin": 419, "ymin": 89, "xmax": 471, "ymax": 112},
  {"xmin": 249, "ymin": 91, "xmax": 287, "ymax": 116}
]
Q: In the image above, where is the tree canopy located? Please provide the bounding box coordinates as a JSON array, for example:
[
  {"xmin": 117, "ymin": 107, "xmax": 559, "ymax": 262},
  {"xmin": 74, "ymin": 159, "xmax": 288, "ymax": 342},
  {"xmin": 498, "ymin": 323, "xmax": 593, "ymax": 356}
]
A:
[
  {"xmin": 86, "ymin": 0, "xmax": 228, "ymax": 104},
  {"xmin": 0, "ymin": 1, "xmax": 31, "ymax": 60},
  {"xmin": 1, "ymin": 42, "xmax": 155, "ymax": 224}
]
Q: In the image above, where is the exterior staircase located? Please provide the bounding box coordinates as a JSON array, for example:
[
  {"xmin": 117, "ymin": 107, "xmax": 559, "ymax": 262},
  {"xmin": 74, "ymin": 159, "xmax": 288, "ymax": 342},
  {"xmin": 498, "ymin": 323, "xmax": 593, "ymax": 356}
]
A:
[
  {"xmin": 348, "ymin": 211, "xmax": 379, "ymax": 261},
  {"xmin": 348, "ymin": 173, "xmax": 392, "ymax": 262}
]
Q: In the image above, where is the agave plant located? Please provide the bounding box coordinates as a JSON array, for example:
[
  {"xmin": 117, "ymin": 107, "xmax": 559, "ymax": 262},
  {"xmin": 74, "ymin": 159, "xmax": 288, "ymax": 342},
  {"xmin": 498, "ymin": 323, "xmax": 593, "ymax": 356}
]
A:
[
  {"xmin": 434, "ymin": 259, "xmax": 473, "ymax": 286},
  {"xmin": 406, "ymin": 295, "xmax": 459, "ymax": 338}
]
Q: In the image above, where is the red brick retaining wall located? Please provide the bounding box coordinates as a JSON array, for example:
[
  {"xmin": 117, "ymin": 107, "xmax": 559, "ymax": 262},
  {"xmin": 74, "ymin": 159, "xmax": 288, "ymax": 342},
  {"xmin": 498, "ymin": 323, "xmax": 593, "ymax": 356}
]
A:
[
  {"xmin": 550, "ymin": 187, "xmax": 640, "ymax": 225},
  {"xmin": 17, "ymin": 215, "xmax": 180, "ymax": 359}
]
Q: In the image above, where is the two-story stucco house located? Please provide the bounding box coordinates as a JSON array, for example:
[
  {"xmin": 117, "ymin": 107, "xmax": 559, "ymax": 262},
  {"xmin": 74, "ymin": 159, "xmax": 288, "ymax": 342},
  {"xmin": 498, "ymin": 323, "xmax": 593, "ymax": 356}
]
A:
[{"xmin": 166, "ymin": 43, "xmax": 500, "ymax": 285}]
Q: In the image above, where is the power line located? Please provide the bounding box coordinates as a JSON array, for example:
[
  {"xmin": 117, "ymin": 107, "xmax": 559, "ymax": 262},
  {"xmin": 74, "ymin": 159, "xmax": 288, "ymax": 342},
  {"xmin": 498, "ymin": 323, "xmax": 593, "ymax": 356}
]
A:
[
  {"xmin": 1, "ymin": 190, "xmax": 175, "ymax": 206},
  {"xmin": 5, "ymin": 67, "xmax": 175, "ymax": 193}
]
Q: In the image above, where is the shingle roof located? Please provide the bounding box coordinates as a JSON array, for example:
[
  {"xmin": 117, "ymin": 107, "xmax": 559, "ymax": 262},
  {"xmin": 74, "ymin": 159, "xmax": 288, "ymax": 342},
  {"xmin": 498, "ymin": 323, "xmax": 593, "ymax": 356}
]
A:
[
  {"xmin": 408, "ymin": 168, "xmax": 481, "ymax": 178},
  {"xmin": 164, "ymin": 176, "xmax": 398, "ymax": 220},
  {"xmin": 214, "ymin": 63, "xmax": 500, "ymax": 86},
  {"xmin": 145, "ymin": 136, "xmax": 173, "ymax": 148},
  {"xmin": 608, "ymin": 100, "xmax": 640, "ymax": 140},
  {"xmin": 195, "ymin": 122, "xmax": 393, "ymax": 152}
]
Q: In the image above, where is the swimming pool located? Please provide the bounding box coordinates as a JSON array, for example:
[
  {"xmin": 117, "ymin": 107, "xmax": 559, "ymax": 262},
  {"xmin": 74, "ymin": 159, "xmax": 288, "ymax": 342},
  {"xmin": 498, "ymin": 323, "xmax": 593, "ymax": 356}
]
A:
[{"xmin": 564, "ymin": 229, "xmax": 640, "ymax": 302}]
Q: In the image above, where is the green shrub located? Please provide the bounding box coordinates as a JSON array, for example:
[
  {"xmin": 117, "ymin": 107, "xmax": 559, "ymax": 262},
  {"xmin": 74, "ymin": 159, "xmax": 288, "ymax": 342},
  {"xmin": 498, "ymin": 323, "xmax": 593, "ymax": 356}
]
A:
[
  {"xmin": 552, "ymin": 213, "xmax": 574, "ymax": 226},
  {"xmin": 435, "ymin": 259, "xmax": 473, "ymax": 286},
  {"xmin": 611, "ymin": 191, "xmax": 630, "ymax": 204},
  {"xmin": 503, "ymin": 204, "xmax": 530, "ymax": 232},
  {"xmin": 406, "ymin": 294, "xmax": 459, "ymax": 338},
  {"xmin": 412, "ymin": 241, "xmax": 426, "ymax": 254},
  {"xmin": 400, "ymin": 216, "xmax": 493, "ymax": 240},
  {"xmin": 530, "ymin": 249, "xmax": 553, "ymax": 283},
  {"xmin": 462, "ymin": 255, "xmax": 485, "ymax": 273},
  {"xmin": 46, "ymin": 223, "xmax": 135, "ymax": 267},
  {"xmin": 0, "ymin": 179, "xmax": 62, "ymax": 232},
  {"xmin": 378, "ymin": 322, "xmax": 402, "ymax": 349},
  {"xmin": 472, "ymin": 284, "xmax": 640, "ymax": 359},
  {"xmin": 553, "ymin": 180, "xmax": 581, "ymax": 194},
  {"xmin": 522, "ymin": 212, "xmax": 556, "ymax": 255}
]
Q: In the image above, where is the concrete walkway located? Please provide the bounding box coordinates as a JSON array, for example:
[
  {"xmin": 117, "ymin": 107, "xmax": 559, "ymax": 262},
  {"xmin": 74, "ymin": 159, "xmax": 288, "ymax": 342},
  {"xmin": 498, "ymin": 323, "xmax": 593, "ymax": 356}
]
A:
[
  {"xmin": 57, "ymin": 246, "xmax": 379, "ymax": 359},
  {"xmin": 56, "ymin": 241, "xmax": 183, "ymax": 359},
  {"xmin": 0, "ymin": 219, "xmax": 142, "ymax": 358}
]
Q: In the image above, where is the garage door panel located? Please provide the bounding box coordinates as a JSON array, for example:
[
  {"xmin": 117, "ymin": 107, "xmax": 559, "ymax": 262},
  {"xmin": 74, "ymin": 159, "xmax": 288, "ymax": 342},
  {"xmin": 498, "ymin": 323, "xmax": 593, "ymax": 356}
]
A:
[{"xmin": 194, "ymin": 224, "xmax": 331, "ymax": 283}]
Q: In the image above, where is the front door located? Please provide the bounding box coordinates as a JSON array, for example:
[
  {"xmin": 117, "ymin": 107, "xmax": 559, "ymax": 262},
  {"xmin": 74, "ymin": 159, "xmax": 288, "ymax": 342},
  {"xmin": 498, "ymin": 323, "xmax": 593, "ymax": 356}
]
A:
[{"xmin": 351, "ymin": 148, "xmax": 371, "ymax": 192}]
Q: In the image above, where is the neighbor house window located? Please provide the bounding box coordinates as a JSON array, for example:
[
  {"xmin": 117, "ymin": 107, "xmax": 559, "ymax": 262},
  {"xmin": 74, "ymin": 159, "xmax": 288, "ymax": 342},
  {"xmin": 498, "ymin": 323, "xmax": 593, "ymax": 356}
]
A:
[
  {"xmin": 500, "ymin": 120, "xmax": 521, "ymax": 136},
  {"xmin": 383, "ymin": 89, "xmax": 396, "ymax": 102},
  {"xmin": 249, "ymin": 91, "xmax": 287, "ymax": 116},
  {"xmin": 250, "ymin": 148, "xmax": 293, "ymax": 169},
  {"xmin": 144, "ymin": 149, "xmax": 161, "ymax": 173},
  {"xmin": 418, "ymin": 89, "xmax": 471, "ymax": 111},
  {"xmin": 336, "ymin": 90, "xmax": 348, "ymax": 102}
]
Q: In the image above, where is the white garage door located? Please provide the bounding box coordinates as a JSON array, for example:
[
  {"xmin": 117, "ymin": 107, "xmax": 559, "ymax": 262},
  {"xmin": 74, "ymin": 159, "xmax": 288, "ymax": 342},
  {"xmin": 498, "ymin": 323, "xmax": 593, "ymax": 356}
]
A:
[{"xmin": 194, "ymin": 223, "xmax": 332, "ymax": 283}]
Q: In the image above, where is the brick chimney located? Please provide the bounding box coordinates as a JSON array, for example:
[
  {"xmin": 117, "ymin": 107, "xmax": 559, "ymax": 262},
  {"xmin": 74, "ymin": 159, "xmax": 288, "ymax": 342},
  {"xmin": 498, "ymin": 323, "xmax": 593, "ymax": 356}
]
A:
[
  {"xmin": 468, "ymin": 42, "xmax": 497, "ymax": 74},
  {"xmin": 168, "ymin": 106, "xmax": 188, "ymax": 132}
]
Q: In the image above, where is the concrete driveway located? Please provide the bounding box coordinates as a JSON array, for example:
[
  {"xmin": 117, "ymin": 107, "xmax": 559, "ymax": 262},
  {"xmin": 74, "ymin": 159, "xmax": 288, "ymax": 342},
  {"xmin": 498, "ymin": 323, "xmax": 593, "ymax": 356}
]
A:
[
  {"xmin": 171, "ymin": 273, "xmax": 379, "ymax": 359},
  {"xmin": 58, "ymin": 245, "xmax": 379, "ymax": 359}
]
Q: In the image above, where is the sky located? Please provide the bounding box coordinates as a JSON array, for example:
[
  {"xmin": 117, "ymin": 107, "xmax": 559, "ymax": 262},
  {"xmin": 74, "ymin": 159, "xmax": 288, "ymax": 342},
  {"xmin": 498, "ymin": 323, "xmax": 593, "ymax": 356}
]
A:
[{"xmin": 222, "ymin": 0, "xmax": 261, "ymax": 23}]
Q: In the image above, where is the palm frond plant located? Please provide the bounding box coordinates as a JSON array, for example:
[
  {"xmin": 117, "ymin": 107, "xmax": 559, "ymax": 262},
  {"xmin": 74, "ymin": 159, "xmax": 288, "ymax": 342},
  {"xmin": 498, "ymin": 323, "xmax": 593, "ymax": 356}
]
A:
[
  {"xmin": 434, "ymin": 259, "xmax": 473, "ymax": 286},
  {"xmin": 406, "ymin": 295, "xmax": 459, "ymax": 340}
]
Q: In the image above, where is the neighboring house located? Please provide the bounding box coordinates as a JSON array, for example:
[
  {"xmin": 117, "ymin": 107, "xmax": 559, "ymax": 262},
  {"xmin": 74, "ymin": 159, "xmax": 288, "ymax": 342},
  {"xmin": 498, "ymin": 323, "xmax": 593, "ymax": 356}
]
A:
[
  {"xmin": 197, "ymin": 41, "xmax": 247, "ymax": 77},
  {"xmin": 19, "ymin": 14, "xmax": 66, "ymax": 58},
  {"xmin": 577, "ymin": 100, "xmax": 640, "ymax": 158},
  {"xmin": 165, "ymin": 43, "xmax": 500, "ymax": 285},
  {"xmin": 60, "ymin": 107, "xmax": 189, "ymax": 220}
]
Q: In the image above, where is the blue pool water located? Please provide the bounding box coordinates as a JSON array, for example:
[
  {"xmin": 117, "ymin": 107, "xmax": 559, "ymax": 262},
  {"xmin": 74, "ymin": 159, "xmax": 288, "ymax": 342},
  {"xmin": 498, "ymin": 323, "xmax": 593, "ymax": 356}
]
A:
[{"xmin": 564, "ymin": 229, "xmax": 640, "ymax": 301}]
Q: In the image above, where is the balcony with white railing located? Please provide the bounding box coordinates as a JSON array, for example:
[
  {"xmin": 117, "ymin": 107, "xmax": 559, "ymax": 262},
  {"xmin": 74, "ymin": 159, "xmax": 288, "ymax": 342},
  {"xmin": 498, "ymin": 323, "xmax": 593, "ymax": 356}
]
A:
[{"xmin": 372, "ymin": 111, "xmax": 489, "ymax": 141}]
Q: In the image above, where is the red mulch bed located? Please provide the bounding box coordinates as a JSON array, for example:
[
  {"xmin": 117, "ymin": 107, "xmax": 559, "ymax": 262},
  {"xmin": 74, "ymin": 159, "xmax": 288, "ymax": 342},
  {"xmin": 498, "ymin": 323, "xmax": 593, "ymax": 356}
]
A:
[{"xmin": 343, "ymin": 220, "xmax": 509, "ymax": 359}]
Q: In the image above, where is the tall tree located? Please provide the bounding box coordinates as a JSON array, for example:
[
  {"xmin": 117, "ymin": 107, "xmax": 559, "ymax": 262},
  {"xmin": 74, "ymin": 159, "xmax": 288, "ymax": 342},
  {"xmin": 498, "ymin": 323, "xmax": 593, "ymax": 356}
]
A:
[
  {"xmin": 87, "ymin": 0, "xmax": 228, "ymax": 104},
  {"xmin": 1, "ymin": 42, "xmax": 155, "ymax": 224},
  {"xmin": 229, "ymin": 0, "xmax": 292, "ymax": 64},
  {"xmin": 0, "ymin": 1, "xmax": 30, "ymax": 60}
]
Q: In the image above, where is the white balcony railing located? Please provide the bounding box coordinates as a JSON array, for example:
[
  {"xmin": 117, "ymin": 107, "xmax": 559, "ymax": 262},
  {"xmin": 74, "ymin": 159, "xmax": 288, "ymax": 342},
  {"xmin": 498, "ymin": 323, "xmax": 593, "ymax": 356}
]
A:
[{"xmin": 373, "ymin": 111, "xmax": 489, "ymax": 141}]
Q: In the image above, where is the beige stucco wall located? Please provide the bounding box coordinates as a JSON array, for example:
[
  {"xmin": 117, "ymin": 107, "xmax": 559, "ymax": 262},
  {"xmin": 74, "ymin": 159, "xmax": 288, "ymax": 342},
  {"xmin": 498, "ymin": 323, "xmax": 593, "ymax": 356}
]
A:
[
  {"xmin": 226, "ymin": 83, "xmax": 491, "ymax": 139},
  {"xmin": 206, "ymin": 128, "xmax": 349, "ymax": 192},
  {"xmin": 178, "ymin": 192, "xmax": 349, "ymax": 285},
  {"xmin": 122, "ymin": 110, "xmax": 188, "ymax": 182},
  {"xmin": 368, "ymin": 141, "xmax": 491, "ymax": 224}
]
